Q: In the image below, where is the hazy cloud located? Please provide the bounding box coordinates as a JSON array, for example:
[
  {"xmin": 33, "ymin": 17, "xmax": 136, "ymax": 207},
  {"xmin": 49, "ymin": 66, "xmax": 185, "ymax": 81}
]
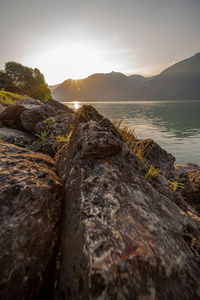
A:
[{"xmin": 0, "ymin": 0, "xmax": 200, "ymax": 83}]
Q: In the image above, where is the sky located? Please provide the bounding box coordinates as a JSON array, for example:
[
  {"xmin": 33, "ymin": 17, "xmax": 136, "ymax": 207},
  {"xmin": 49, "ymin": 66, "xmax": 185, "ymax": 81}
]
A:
[{"xmin": 0, "ymin": 0, "xmax": 200, "ymax": 84}]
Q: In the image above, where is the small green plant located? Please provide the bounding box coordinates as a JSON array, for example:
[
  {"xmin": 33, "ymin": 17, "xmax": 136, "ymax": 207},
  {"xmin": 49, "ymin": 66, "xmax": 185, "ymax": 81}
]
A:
[
  {"xmin": 168, "ymin": 179, "xmax": 184, "ymax": 191},
  {"xmin": 56, "ymin": 129, "xmax": 73, "ymax": 143},
  {"xmin": 7, "ymin": 120, "xmax": 16, "ymax": 129},
  {"xmin": 145, "ymin": 164, "xmax": 161, "ymax": 178},
  {"xmin": 35, "ymin": 131, "xmax": 47, "ymax": 142},
  {"xmin": 41, "ymin": 118, "xmax": 56, "ymax": 130},
  {"xmin": 16, "ymin": 142, "xmax": 32, "ymax": 150}
]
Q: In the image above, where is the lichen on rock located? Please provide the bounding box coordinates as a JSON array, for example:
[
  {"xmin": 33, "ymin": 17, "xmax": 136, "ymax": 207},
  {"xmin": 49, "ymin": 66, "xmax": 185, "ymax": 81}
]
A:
[
  {"xmin": 0, "ymin": 141, "xmax": 63, "ymax": 300},
  {"xmin": 55, "ymin": 105, "xmax": 200, "ymax": 300}
]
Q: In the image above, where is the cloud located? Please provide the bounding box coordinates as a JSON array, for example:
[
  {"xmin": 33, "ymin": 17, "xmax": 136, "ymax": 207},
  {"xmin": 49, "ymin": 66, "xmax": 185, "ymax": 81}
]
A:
[{"xmin": 0, "ymin": 0, "xmax": 200, "ymax": 83}]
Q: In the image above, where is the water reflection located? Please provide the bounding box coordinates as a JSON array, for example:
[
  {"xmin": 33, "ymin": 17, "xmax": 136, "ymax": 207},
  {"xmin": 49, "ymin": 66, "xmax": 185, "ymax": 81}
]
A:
[
  {"xmin": 63, "ymin": 101, "xmax": 200, "ymax": 164},
  {"xmin": 72, "ymin": 101, "xmax": 80, "ymax": 110}
]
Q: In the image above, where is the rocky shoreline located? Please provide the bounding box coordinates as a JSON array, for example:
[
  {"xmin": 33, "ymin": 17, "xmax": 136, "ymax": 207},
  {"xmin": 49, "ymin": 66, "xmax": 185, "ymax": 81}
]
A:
[{"xmin": 0, "ymin": 98, "xmax": 200, "ymax": 299}]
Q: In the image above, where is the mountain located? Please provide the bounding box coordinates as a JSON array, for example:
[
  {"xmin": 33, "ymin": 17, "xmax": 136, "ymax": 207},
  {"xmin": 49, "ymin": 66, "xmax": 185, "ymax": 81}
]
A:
[
  {"xmin": 52, "ymin": 53, "xmax": 200, "ymax": 101},
  {"xmin": 140, "ymin": 52, "xmax": 200, "ymax": 100},
  {"xmin": 48, "ymin": 84, "xmax": 60, "ymax": 92},
  {"xmin": 52, "ymin": 71, "xmax": 146, "ymax": 101}
]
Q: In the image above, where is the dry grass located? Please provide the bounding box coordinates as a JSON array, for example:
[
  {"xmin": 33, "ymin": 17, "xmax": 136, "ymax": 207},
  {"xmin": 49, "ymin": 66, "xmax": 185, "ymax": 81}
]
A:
[
  {"xmin": 113, "ymin": 120, "xmax": 154, "ymax": 162},
  {"xmin": 113, "ymin": 120, "xmax": 161, "ymax": 178}
]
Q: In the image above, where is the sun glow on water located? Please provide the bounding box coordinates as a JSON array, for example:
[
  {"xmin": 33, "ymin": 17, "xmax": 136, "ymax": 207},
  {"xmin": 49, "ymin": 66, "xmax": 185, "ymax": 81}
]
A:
[{"xmin": 73, "ymin": 101, "xmax": 80, "ymax": 110}]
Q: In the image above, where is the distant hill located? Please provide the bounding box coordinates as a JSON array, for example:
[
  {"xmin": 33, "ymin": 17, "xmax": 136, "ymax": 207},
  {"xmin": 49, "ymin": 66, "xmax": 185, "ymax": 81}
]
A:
[
  {"xmin": 140, "ymin": 52, "xmax": 200, "ymax": 100},
  {"xmin": 52, "ymin": 72, "xmax": 147, "ymax": 101},
  {"xmin": 48, "ymin": 84, "xmax": 60, "ymax": 92},
  {"xmin": 52, "ymin": 53, "xmax": 200, "ymax": 101}
]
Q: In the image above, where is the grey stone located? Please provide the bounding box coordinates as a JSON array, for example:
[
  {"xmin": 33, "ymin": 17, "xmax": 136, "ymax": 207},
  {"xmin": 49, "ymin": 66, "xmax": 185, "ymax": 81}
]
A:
[
  {"xmin": 20, "ymin": 98, "xmax": 74, "ymax": 134},
  {"xmin": 173, "ymin": 163, "xmax": 200, "ymax": 213},
  {"xmin": 17, "ymin": 98, "xmax": 43, "ymax": 109},
  {"xmin": 0, "ymin": 127, "xmax": 35, "ymax": 146},
  {"xmin": 0, "ymin": 141, "xmax": 63, "ymax": 300},
  {"xmin": 31, "ymin": 113, "xmax": 74, "ymax": 157},
  {"xmin": 55, "ymin": 105, "xmax": 200, "ymax": 300},
  {"xmin": 0, "ymin": 104, "xmax": 27, "ymax": 130}
]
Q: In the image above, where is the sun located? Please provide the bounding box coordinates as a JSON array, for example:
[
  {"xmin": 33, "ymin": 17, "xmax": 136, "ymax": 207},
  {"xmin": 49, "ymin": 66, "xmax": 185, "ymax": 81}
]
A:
[
  {"xmin": 72, "ymin": 101, "xmax": 80, "ymax": 110},
  {"xmin": 27, "ymin": 41, "xmax": 106, "ymax": 83},
  {"xmin": 24, "ymin": 40, "xmax": 129, "ymax": 84}
]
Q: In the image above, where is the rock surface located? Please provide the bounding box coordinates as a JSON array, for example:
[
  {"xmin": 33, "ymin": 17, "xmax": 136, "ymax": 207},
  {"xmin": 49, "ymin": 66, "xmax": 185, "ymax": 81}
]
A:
[
  {"xmin": 173, "ymin": 163, "xmax": 200, "ymax": 213},
  {"xmin": 55, "ymin": 105, "xmax": 200, "ymax": 300},
  {"xmin": 0, "ymin": 104, "xmax": 27, "ymax": 130},
  {"xmin": 135, "ymin": 138, "xmax": 175, "ymax": 177},
  {"xmin": 20, "ymin": 98, "xmax": 74, "ymax": 134},
  {"xmin": 0, "ymin": 141, "xmax": 63, "ymax": 300},
  {"xmin": 17, "ymin": 98, "xmax": 43, "ymax": 109},
  {"xmin": 0, "ymin": 103, "xmax": 5, "ymax": 113},
  {"xmin": 1, "ymin": 100, "xmax": 200, "ymax": 300},
  {"xmin": 32, "ymin": 113, "xmax": 73, "ymax": 157},
  {"xmin": 0, "ymin": 127, "xmax": 35, "ymax": 146}
]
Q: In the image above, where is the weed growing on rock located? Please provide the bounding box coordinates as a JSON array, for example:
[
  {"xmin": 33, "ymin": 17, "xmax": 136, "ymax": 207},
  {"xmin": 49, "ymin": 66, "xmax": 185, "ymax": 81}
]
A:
[
  {"xmin": 113, "ymin": 120, "xmax": 154, "ymax": 162},
  {"xmin": 41, "ymin": 118, "xmax": 56, "ymax": 130},
  {"xmin": 145, "ymin": 164, "xmax": 161, "ymax": 178},
  {"xmin": 114, "ymin": 120, "xmax": 156, "ymax": 165},
  {"xmin": 35, "ymin": 131, "xmax": 47, "ymax": 142},
  {"xmin": 80, "ymin": 106, "xmax": 90, "ymax": 121},
  {"xmin": 56, "ymin": 129, "xmax": 73, "ymax": 143},
  {"xmin": 113, "ymin": 120, "xmax": 161, "ymax": 179},
  {"xmin": 17, "ymin": 142, "xmax": 32, "ymax": 150},
  {"xmin": 168, "ymin": 179, "xmax": 184, "ymax": 191}
]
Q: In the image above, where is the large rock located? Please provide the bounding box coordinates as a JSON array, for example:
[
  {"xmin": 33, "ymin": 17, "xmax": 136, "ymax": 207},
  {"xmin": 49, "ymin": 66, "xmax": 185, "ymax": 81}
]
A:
[
  {"xmin": 20, "ymin": 98, "xmax": 74, "ymax": 134},
  {"xmin": 173, "ymin": 163, "xmax": 200, "ymax": 213},
  {"xmin": 0, "ymin": 104, "xmax": 27, "ymax": 130},
  {"xmin": 31, "ymin": 113, "xmax": 73, "ymax": 157},
  {"xmin": 0, "ymin": 141, "xmax": 63, "ymax": 300},
  {"xmin": 0, "ymin": 98, "xmax": 42, "ymax": 130},
  {"xmin": 17, "ymin": 98, "xmax": 43, "ymax": 109},
  {"xmin": 55, "ymin": 105, "xmax": 200, "ymax": 300},
  {"xmin": 0, "ymin": 127, "xmax": 35, "ymax": 146}
]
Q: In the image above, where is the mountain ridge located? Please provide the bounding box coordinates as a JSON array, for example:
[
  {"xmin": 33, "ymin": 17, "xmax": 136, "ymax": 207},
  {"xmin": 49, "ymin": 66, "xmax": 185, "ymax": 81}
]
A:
[{"xmin": 52, "ymin": 53, "xmax": 200, "ymax": 101}]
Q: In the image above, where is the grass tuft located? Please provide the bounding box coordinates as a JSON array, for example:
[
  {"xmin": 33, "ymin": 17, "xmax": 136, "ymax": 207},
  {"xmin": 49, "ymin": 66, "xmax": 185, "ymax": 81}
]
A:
[
  {"xmin": 113, "ymin": 120, "xmax": 161, "ymax": 178},
  {"xmin": 168, "ymin": 179, "xmax": 184, "ymax": 191},
  {"xmin": 113, "ymin": 120, "xmax": 154, "ymax": 162}
]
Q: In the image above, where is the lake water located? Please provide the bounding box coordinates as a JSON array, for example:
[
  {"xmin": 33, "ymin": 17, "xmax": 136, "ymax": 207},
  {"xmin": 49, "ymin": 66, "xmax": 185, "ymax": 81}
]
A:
[{"xmin": 63, "ymin": 101, "xmax": 200, "ymax": 165}]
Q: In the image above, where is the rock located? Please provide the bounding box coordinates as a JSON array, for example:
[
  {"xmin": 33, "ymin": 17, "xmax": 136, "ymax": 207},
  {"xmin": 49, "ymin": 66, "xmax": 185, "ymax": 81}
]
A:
[
  {"xmin": 0, "ymin": 104, "xmax": 27, "ymax": 130},
  {"xmin": 55, "ymin": 105, "xmax": 200, "ymax": 300},
  {"xmin": 0, "ymin": 103, "xmax": 5, "ymax": 113},
  {"xmin": 20, "ymin": 98, "xmax": 74, "ymax": 134},
  {"xmin": 17, "ymin": 98, "xmax": 43, "ymax": 109},
  {"xmin": 0, "ymin": 141, "xmax": 63, "ymax": 300},
  {"xmin": 173, "ymin": 163, "xmax": 200, "ymax": 213},
  {"xmin": 31, "ymin": 114, "xmax": 73, "ymax": 157},
  {"xmin": 0, "ymin": 127, "xmax": 35, "ymax": 146},
  {"xmin": 135, "ymin": 139, "xmax": 175, "ymax": 177}
]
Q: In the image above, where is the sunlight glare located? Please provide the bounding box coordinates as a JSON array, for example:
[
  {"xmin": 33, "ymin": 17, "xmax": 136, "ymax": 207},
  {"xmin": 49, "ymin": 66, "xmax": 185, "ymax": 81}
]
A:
[
  {"xmin": 24, "ymin": 40, "xmax": 131, "ymax": 84},
  {"xmin": 73, "ymin": 101, "xmax": 80, "ymax": 110}
]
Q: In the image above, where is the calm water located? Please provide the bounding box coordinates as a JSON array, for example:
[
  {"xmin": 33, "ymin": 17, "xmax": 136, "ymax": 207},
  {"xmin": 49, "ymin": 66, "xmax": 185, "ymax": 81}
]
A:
[{"xmin": 63, "ymin": 101, "xmax": 200, "ymax": 165}]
